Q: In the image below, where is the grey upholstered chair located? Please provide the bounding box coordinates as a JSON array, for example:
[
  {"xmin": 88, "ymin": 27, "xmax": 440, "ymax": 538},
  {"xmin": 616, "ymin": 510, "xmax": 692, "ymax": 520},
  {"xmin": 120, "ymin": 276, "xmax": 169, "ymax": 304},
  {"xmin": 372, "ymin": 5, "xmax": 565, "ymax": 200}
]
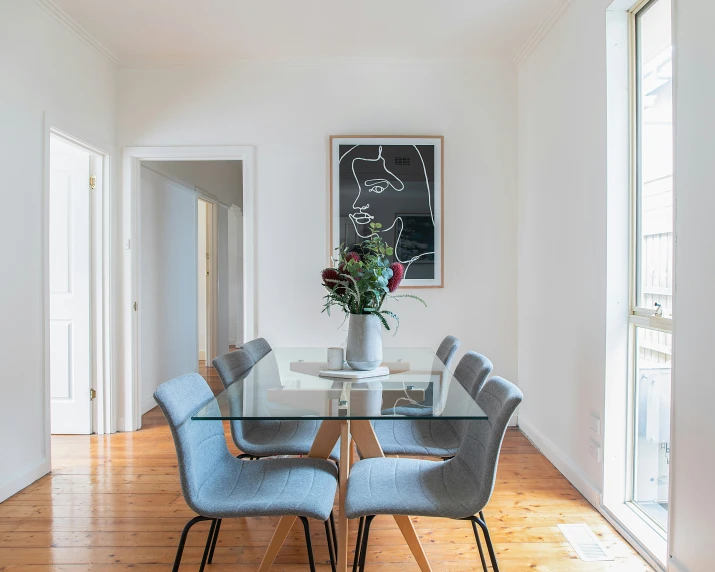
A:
[
  {"xmin": 346, "ymin": 376, "xmax": 523, "ymax": 572},
  {"xmin": 154, "ymin": 372, "xmax": 339, "ymax": 572},
  {"xmin": 212, "ymin": 339, "xmax": 340, "ymax": 461},
  {"xmin": 382, "ymin": 335, "xmax": 462, "ymax": 417},
  {"xmin": 373, "ymin": 351, "xmax": 493, "ymax": 457},
  {"xmin": 435, "ymin": 334, "xmax": 461, "ymax": 369}
]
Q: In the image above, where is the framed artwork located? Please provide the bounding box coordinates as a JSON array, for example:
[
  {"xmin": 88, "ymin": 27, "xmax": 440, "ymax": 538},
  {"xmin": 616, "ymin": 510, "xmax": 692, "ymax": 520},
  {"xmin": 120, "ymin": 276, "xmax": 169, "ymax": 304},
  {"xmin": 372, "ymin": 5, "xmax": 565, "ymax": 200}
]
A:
[{"xmin": 330, "ymin": 136, "xmax": 443, "ymax": 288}]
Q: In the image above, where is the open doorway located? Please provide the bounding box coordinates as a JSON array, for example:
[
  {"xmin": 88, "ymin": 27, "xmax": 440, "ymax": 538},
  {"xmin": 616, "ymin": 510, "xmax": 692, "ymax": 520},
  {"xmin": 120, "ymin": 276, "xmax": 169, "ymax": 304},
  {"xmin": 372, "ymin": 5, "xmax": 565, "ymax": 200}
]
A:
[
  {"xmin": 197, "ymin": 197, "xmax": 212, "ymax": 364},
  {"xmin": 137, "ymin": 160, "xmax": 244, "ymax": 416},
  {"xmin": 47, "ymin": 131, "xmax": 110, "ymax": 436}
]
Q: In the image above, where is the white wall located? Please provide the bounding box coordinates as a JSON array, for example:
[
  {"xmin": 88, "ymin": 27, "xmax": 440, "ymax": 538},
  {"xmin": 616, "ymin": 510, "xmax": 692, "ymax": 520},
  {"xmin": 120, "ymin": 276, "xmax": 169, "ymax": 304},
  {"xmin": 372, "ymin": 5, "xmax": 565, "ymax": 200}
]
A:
[
  {"xmin": 117, "ymin": 60, "xmax": 518, "ymax": 380},
  {"xmin": 217, "ymin": 205, "xmax": 230, "ymax": 357},
  {"xmin": 197, "ymin": 199, "xmax": 208, "ymax": 357},
  {"xmin": 142, "ymin": 160, "xmax": 243, "ymax": 208},
  {"xmin": 139, "ymin": 167, "xmax": 198, "ymax": 413},
  {"xmin": 517, "ymin": 0, "xmax": 611, "ymax": 499},
  {"xmin": 669, "ymin": 1, "xmax": 715, "ymax": 569},
  {"xmin": 0, "ymin": 0, "xmax": 115, "ymax": 502},
  {"xmin": 228, "ymin": 206, "xmax": 244, "ymax": 346},
  {"xmin": 519, "ymin": 1, "xmax": 715, "ymax": 570}
]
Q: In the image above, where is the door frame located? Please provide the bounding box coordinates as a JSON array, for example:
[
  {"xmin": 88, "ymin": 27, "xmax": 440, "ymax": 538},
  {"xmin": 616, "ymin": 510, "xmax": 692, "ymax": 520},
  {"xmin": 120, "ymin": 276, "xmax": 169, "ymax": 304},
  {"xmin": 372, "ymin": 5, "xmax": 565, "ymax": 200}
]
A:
[
  {"xmin": 122, "ymin": 146, "xmax": 256, "ymax": 431},
  {"xmin": 43, "ymin": 122, "xmax": 113, "ymax": 441},
  {"xmin": 196, "ymin": 193, "xmax": 220, "ymax": 367}
]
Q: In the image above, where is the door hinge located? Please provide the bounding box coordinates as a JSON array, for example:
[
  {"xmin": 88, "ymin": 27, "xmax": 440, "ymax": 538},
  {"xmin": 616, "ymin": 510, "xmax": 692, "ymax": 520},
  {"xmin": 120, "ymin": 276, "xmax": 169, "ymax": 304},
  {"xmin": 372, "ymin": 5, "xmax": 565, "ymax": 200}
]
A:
[
  {"xmin": 89, "ymin": 175, "xmax": 97, "ymax": 190},
  {"xmin": 133, "ymin": 301, "xmax": 137, "ymax": 311},
  {"xmin": 90, "ymin": 388, "xmax": 97, "ymax": 401}
]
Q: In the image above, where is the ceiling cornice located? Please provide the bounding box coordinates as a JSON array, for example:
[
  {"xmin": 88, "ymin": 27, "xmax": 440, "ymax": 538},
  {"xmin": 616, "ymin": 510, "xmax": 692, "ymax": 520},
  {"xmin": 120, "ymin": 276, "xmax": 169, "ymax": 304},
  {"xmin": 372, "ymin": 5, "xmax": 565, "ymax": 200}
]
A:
[
  {"xmin": 513, "ymin": 0, "xmax": 573, "ymax": 68},
  {"xmin": 116, "ymin": 55, "xmax": 499, "ymax": 70},
  {"xmin": 33, "ymin": 0, "xmax": 119, "ymax": 66}
]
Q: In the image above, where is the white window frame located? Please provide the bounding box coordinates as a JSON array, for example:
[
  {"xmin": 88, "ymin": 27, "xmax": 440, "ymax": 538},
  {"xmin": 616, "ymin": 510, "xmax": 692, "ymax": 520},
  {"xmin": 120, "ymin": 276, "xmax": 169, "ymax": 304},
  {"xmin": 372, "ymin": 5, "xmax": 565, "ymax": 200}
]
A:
[{"xmin": 625, "ymin": 0, "xmax": 673, "ymax": 538}]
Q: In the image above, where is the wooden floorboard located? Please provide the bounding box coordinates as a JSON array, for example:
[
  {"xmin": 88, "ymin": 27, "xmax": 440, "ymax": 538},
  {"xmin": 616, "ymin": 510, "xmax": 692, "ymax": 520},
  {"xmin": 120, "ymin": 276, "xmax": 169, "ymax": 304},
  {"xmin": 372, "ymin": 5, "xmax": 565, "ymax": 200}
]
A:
[{"xmin": 0, "ymin": 358, "xmax": 652, "ymax": 571}]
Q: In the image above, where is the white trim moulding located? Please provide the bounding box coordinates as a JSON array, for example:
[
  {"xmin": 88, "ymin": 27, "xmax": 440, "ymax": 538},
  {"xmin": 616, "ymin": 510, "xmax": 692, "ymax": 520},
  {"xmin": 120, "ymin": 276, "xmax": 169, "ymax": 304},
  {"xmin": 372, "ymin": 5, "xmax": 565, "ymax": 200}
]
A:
[
  {"xmin": 33, "ymin": 0, "xmax": 119, "ymax": 67},
  {"xmin": 514, "ymin": 0, "xmax": 574, "ymax": 68}
]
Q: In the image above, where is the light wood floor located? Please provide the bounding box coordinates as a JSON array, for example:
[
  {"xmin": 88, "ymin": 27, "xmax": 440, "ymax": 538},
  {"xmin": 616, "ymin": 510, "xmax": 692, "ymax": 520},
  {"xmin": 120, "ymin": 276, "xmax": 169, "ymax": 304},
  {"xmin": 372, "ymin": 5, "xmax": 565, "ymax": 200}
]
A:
[{"xmin": 0, "ymin": 360, "xmax": 652, "ymax": 571}]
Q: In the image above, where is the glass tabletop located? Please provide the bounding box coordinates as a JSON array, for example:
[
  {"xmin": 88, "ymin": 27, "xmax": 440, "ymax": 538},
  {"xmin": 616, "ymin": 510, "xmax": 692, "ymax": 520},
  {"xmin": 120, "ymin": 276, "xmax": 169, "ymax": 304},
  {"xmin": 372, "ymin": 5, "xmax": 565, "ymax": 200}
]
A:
[{"xmin": 193, "ymin": 347, "xmax": 487, "ymax": 421}]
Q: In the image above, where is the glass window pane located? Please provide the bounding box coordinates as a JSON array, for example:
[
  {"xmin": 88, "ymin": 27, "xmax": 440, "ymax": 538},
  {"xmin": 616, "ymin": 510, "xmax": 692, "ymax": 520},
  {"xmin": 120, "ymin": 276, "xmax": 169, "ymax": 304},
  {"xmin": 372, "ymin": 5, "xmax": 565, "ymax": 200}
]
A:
[
  {"xmin": 636, "ymin": 0, "xmax": 673, "ymax": 316},
  {"xmin": 632, "ymin": 326, "xmax": 671, "ymax": 530}
]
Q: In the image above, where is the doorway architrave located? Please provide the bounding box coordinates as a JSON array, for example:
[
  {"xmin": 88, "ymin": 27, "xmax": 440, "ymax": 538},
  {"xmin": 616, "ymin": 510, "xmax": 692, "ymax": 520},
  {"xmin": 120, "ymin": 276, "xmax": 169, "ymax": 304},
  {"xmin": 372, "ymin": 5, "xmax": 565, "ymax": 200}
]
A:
[
  {"xmin": 42, "ymin": 117, "xmax": 114, "ymax": 451},
  {"xmin": 121, "ymin": 146, "xmax": 256, "ymax": 431}
]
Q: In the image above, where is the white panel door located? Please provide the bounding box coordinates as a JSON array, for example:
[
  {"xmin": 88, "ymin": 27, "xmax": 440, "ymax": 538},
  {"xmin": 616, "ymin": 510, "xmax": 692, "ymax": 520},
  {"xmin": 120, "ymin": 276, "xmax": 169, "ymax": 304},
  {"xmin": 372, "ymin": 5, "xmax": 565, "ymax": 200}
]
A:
[
  {"xmin": 140, "ymin": 167, "xmax": 198, "ymax": 415},
  {"xmin": 49, "ymin": 137, "xmax": 91, "ymax": 434}
]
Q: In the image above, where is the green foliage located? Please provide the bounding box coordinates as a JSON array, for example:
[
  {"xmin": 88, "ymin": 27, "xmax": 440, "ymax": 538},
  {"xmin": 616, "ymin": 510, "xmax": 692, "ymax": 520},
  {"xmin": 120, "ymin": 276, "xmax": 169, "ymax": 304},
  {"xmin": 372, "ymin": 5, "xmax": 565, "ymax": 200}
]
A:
[{"xmin": 320, "ymin": 223, "xmax": 426, "ymax": 333}]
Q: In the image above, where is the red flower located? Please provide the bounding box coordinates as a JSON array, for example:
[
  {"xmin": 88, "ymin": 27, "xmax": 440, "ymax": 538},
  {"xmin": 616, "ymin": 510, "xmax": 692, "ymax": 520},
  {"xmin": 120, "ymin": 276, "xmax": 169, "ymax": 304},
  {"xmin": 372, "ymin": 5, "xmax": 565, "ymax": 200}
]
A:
[
  {"xmin": 339, "ymin": 251, "xmax": 360, "ymax": 274},
  {"xmin": 322, "ymin": 268, "xmax": 346, "ymax": 295},
  {"xmin": 387, "ymin": 262, "xmax": 404, "ymax": 292}
]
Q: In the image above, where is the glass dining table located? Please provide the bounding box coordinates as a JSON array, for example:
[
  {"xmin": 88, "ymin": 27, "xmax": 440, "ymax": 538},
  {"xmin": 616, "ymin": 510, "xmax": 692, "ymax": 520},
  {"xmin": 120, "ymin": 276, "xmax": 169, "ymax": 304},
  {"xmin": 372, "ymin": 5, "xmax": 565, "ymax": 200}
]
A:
[{"xmin": 193, "ymin": 347, "xmax": 488, "ymax": 572}]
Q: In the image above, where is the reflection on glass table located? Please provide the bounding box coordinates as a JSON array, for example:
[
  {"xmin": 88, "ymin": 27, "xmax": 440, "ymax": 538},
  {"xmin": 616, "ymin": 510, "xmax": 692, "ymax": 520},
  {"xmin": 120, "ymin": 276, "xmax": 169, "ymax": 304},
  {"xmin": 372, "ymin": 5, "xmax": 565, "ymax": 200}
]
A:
[{"xmin": 193, "ymin": 347, "xmax": 487, "ymax": 421}]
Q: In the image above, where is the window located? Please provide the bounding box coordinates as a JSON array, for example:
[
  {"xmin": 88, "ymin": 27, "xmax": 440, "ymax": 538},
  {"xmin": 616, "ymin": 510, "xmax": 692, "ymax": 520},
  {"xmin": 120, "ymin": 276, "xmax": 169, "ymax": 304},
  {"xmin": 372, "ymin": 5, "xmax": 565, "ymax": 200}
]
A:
[{"xmin": 629, "ymin": 0, "xmax": 673, "ymax": 533}]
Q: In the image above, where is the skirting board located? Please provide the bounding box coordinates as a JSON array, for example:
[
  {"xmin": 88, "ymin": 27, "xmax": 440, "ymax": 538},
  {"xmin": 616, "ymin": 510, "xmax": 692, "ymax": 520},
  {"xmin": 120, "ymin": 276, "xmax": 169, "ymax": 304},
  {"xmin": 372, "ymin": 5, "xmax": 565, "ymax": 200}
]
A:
[
  {"xmin": 517, "ymin": 415, "xmax": 601, "ymax": 507},
  {"xmin": 141, "ymin": 396, "xmax": 158, "ymax": 416},
  {"xmin": 669, "ymin": 557, "xmax": 689, "ymax": 572},
  {"xmin": 0, "ymin": 458, "xmax": 50, "ymax": 503}
]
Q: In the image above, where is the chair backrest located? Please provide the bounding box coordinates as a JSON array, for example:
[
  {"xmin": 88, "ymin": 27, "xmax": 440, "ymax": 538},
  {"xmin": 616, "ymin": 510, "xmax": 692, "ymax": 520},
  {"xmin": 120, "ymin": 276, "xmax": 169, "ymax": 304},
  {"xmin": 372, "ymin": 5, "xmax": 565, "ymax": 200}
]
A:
[
  {"xmin": 445, "ymin": 376, "xmax": 523, "ymax": 517},
  {"xmin": 436, "ymin": 335, "xmax": 461, "ymax": 369},
  {"xmin": 212, "ymin": 348, "xmax": 255, "ymax": 389},
  {"xmin": 452, "ymin": 351, "xmax": 493, "ymax": 399},
  {"xmin": 211, "ymin": 340, "xmax": 278, "ymax": 452},
  {"xmin": 153, "ymin": 373, "xmax": 233, "ymax": 514},
  {"xmin": 240, "ymin": 338, "xmax": 272, "ymax": 364}
]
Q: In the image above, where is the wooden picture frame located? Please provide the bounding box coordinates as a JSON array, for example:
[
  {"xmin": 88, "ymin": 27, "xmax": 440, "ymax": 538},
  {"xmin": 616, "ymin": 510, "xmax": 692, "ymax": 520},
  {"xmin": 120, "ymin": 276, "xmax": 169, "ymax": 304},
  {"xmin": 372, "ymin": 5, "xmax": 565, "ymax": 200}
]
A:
[{"xmin": 329, "ymin": 136, "xmax": 444, "ymax": 288}]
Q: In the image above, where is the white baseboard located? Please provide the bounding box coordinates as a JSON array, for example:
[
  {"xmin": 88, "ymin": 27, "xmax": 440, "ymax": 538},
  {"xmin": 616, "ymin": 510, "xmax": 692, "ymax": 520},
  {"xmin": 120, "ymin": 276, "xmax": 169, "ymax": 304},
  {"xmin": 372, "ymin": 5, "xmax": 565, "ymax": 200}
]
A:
[
  {"xmin": 229, "ymin": 338, "xmax": 237, "ymax": 346},
  {"xmin": 0, "ymin": 458, "xmax": 51, "ymax": 503},
  {"xmin": 198, "ymin": 349, "xmax": 206, "ymax": 361},
  {"xmin": 140, "ymin": 396, "xmax": 158, "ymax": 415},
  {"xmin": 517, "ymin": 415, "xmax": 601, "ymax": 507},
  {"xmin": 669, "ymin": 557, "xmax": 689, "ymax": 572}
]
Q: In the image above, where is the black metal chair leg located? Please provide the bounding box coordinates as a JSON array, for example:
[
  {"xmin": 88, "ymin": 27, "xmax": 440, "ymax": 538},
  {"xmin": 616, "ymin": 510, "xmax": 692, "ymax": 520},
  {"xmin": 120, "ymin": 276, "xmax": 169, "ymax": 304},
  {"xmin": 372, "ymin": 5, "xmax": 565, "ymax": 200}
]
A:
[
  {"xmin": 324, "ymin": 519, "xmax": 337, "ymax": 572},
  {"xmin": 299, "ymin": 517, "xmax": 317, "ymax": 572},
  {"xmin": 352, "ymin": 516, "xmax": 365, "ymax": 572},
  {"xmin": 207, "ymin": 518, "xmax": 222, "ymax": 564},
  {"xmin": 357, "ymin": 515, "xmax": 375, "ymax": 572},
  {"xmin": 172, "ymin": 515, "xmax": 212, "ymax": 572},
  {"xmin": 199, "ymin": 519, "xmax": 218, "ymax": 572},
  {"xmin": 470, "ymin": 519, "xmax": 488, "ymax": 572},
  {"xmin": 330, "ymin": 511, "xmax": 338, "ymax": 556},
  {"xmin": 474, "ymin": 515, "xmax": 499, "ymax": 572}
]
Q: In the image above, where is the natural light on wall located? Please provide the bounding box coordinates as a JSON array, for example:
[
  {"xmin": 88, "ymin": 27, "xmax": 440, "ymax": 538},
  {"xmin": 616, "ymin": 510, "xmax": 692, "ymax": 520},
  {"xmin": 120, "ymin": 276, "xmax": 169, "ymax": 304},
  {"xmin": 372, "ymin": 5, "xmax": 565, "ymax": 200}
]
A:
[{"xmin": 630, "ymin": 0, "xmax": 673, "ymax": 534}]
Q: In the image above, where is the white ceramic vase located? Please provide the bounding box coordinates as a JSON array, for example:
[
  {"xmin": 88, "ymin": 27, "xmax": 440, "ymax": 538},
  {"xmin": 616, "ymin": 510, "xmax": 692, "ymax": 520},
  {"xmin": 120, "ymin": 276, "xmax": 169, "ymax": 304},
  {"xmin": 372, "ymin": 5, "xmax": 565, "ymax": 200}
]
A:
[{"xmin": 346, "ymin": 314, "xmax": 383, "ymax": 371}]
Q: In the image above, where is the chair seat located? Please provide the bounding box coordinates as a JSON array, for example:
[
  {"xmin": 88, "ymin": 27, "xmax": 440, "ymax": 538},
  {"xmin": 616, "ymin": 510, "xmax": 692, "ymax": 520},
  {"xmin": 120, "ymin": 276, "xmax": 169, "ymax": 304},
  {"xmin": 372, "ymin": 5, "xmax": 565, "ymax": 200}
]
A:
[
  {"xmin": 372, "ymin": 419, "xmax": 461, "ymax": 457},
  {"xmin": 380, "ymin": 405, "xmax": 434, "ymax": 417},
  {"xmin": 192, "ymin": 455, "xmax": 338, "ymax": 521},
  {"xmin": 344, "ymin": 456, "xmax": 474, "ymax": 520},
  {"xmin": 240, "ymin": 420, "xmax": 341, "ymax": 461}
]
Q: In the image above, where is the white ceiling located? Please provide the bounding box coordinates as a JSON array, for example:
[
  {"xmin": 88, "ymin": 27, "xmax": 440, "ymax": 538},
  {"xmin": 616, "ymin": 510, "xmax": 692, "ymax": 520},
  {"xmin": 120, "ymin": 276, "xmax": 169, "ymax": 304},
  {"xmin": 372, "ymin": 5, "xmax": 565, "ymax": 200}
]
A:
[{"xmin": 51, "ymin": 0, "xmax": 559, "ymax": 66}]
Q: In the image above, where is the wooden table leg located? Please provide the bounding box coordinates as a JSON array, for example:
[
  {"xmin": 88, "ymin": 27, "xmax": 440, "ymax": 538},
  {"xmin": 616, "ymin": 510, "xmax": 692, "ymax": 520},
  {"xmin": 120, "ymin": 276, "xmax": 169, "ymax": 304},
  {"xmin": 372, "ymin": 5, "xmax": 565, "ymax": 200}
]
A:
[
  {"xmin": 258, "ymin": 421, "xmax": 342, "ymax": 571},
  {"xmin": 350, "ymin": 420, "xmax": 433, "ymax": 572},
  {"xmin": 308, "ymin": 419, "xmax": 342, "ymax": 459},
  {"xmin": 257, "ymin": 515, "xmax": 297, "ymax": 572},
  {"xmin": 394, "ymin": 515, "xmax": 433, "ymax": 572},
  {"xmin": 337, "ymin": 421, "xmax": 350, "ymax": 572}
]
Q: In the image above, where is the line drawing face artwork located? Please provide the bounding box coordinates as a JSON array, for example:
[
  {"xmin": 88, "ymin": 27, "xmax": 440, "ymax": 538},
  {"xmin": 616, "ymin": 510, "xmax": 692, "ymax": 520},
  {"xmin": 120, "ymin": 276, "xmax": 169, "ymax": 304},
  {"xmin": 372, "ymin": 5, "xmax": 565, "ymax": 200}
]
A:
[{"xmin": 337, "ymin": 143, "xmax": 436, "ymax": 280}]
